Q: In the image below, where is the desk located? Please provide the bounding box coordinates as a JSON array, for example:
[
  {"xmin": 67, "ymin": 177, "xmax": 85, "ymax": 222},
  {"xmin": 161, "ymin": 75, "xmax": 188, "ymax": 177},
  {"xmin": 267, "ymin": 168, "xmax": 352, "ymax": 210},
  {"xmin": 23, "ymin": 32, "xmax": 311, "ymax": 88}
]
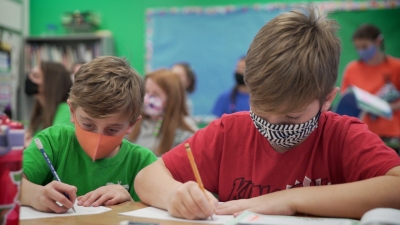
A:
[{"xmin": 20, "ymin": 202, "xmax": 208, "ymax": 225}]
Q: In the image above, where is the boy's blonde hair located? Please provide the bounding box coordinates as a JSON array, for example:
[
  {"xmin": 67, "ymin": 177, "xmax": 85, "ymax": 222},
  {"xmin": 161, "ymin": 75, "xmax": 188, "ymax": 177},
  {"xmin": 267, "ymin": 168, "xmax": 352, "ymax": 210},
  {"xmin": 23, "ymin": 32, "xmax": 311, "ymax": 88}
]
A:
[
  {"xmin": 69, "ymin": 56, "xmax": 144, "ymax": 122},
  {"xmin": 245, "ymin": 6, "xmax": 341, "ymax": 114}
]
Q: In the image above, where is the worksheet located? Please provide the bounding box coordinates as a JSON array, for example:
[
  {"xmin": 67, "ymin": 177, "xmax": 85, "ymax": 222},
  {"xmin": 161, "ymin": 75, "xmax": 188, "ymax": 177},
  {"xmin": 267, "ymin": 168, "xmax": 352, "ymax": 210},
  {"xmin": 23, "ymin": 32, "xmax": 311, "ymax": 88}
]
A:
[
  {"xmin": 119, "ymin": 207, "xmax": 234, "ymax": 224},
  {"xmin": 20, "ymin": 201, "xmax": 112, "ymax": 220}
]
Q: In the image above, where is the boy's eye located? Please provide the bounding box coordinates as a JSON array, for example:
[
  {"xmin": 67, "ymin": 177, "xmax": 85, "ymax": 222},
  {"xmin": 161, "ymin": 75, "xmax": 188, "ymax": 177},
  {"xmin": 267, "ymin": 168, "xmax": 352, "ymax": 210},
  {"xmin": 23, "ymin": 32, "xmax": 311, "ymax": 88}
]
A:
[
  {"xmin": 106, "ymin": 128, "xmax": 119, "ymax": 135},
  {"xmin": 83, "ymin": 123, "xmax": 93, "ymax": 129}
]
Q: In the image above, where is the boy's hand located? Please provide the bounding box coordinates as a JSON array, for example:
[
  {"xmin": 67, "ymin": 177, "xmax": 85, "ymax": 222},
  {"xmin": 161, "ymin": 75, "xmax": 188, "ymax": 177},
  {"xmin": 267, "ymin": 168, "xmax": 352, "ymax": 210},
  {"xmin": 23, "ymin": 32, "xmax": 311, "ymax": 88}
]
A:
[
  {"xmin": 216, "ymin": 190, "xmax": 296, "ymax": 217},
  {"xmin": 77, "ymin": 184, "xmax": 132, "ymax": 207},
  {"xmin": 167, "ymin": 181, "xmax": 218, "ymax": 220},
  {"xmin": 32, "ymin": 181, "xmax": 77, "ymax": 213}
]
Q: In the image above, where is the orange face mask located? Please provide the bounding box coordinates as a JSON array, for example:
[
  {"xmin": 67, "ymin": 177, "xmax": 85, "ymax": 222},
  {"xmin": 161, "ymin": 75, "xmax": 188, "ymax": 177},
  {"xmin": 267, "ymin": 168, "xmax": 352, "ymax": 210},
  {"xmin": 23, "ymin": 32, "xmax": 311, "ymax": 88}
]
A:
[{"xmin": 75, "ymin": 119, "xmax": 127, "ymax": 161}]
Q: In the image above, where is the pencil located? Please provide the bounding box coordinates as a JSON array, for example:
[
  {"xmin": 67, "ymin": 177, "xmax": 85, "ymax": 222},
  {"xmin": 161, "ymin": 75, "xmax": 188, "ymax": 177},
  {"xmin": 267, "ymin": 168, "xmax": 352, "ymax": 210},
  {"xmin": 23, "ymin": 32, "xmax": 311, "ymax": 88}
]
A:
[
  {"xmin": 184, "ymin": 143, "xmax": 214, "ymax": 220},
  {"xmin": 34, "ymin": 138, "xmax": 76, "ymax": 212}
]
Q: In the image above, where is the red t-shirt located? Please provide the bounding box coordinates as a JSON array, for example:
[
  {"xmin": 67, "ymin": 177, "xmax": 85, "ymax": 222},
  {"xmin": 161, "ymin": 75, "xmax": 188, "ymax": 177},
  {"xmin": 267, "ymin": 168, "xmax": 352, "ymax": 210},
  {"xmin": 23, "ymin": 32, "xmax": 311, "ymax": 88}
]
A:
[
  {"xmin": 162, "ymin": 111, "xmax": 400, "ymax": 202},
  {"xmin": 341, "ymin": 56, "xmax": 400, "ymax": 137}
]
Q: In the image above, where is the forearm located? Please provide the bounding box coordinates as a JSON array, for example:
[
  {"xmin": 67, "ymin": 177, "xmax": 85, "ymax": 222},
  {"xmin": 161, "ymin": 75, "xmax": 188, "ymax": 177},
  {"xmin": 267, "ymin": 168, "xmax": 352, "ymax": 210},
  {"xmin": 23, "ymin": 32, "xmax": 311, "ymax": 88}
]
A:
[
  {"xmin": 291, "ymin": 175, "xmax": 400, "ymax": 219},
  {"xmin": 134, "ymin": 159, "xmax": 182, "ymax": 209},
  {"xmin": 21, "ymin": 176, "xmax": 41, "ymax": 207}
]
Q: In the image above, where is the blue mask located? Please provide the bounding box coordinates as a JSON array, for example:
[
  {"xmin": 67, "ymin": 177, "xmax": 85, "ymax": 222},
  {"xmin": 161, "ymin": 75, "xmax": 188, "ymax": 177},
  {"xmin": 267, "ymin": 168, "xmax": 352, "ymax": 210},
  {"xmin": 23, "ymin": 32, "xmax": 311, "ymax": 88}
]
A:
[{"xmin": 357, "ymin": 45, "xmax": 378, "ymax": 62}]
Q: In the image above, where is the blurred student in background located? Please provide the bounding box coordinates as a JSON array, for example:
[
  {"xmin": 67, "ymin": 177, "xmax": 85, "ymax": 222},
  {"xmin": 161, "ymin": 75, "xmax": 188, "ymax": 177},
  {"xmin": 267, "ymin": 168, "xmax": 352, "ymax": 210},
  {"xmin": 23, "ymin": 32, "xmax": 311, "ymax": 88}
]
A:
[
  {"xmin": 341, "ymin": 24, "xmax": 400, "ymax": 150},
  {"xmin": 127, "ymin": 69, "xmax": 198, "ymax": 156},
  {"xmin": 212, "ymin": 56, "xmax": 249, "ymax": 117},
  {"xmin": 171, "ymin": 62, "xmax": 196, "ymax": 115},
  {"xmin": 24, "ymin": 61, "xmax": 73, "ymax": 147}
]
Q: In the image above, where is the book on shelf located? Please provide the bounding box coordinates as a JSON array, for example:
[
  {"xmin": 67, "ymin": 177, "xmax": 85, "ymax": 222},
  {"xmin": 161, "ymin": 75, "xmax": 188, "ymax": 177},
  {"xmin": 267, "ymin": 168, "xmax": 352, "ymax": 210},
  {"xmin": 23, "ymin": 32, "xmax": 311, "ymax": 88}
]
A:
[{"xmin": 25, "ymin": 41, "xmax": 100, "ymax": 71}]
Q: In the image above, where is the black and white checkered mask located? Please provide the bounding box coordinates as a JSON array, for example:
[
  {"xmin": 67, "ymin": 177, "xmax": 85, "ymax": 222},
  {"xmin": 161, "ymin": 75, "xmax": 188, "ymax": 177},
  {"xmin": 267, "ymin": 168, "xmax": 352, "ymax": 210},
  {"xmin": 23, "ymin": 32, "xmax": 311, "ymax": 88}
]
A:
[{"xmin": 250, "ymin": 110, "xmax": 321, "ymax": 148}]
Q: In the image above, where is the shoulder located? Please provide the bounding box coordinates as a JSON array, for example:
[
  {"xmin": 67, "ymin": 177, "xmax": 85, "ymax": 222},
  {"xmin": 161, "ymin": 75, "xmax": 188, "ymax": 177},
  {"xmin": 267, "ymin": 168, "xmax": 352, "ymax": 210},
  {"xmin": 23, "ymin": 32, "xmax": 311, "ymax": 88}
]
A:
[
  {"xmin": 386, "ymin": 56, "xmax": 400, "ymax": 67},
  {"xmin": 319, "ymin": 111, "xmax": 374, "ymax": 144},
  {"xmin": 217, "ymin": 90, "xmax": 232, "ymax": 100},
  {"xmin": 344, "ymin": 60, "xmax": 362, "ymax": 73},
  {"xmin": 55, "ymin": 102, "xmax": 71, "ymax": 116},
  {"xmin": 320, "ymin": 111, "xmax": 364, "ymax": 130},
  {"xmin": 211, "ymin": 111, "xmax": 252, "ymax": 129},
  {"xmin": 57, "ymin": 102, "xmax": 70, "ymax": 110}
]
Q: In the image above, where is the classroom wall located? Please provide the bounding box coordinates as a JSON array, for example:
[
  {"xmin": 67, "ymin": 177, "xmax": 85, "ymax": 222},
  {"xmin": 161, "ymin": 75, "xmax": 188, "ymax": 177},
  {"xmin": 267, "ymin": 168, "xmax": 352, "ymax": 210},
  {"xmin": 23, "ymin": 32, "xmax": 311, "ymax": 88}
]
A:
[
  {"xmin": 30, "ymin": 0, "xmax": 400, "ymax": 111},
  {"xmin": 29, "ymin": 0, "xmax": 328, "ymax": 75}
]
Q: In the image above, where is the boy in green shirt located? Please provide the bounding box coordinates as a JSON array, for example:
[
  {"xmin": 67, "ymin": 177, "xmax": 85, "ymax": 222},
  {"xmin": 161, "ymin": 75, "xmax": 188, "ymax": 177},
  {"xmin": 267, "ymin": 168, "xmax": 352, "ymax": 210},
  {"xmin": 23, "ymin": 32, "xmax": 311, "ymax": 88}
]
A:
[{"xmin": 22, "ymin": 56, "xmax": 157, "ymax": 213}]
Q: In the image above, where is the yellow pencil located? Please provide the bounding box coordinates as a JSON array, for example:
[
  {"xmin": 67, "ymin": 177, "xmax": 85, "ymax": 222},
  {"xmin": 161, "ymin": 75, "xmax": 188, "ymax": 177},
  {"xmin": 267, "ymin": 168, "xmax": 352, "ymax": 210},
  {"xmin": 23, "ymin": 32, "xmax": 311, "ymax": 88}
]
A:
[{"xmin": 184, "ymin": 143, "xmax": 214, "ymax": 220}]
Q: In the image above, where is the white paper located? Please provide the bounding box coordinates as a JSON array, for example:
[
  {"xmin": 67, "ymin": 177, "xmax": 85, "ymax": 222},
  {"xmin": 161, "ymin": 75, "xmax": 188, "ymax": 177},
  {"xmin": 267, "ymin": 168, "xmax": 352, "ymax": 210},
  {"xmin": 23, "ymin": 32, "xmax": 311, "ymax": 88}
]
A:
[
  {"xmin": 20, "ymin": 201, "xmax": 112, "ymax": 220},
  {"xmin": 237, "ymin": 214, "xmax": 356, "ymax": 225},
  {"xmin": 119, "ymin": 206, "xmax": 234, "ymax": 224},
  {"xmin": 225, "ymin": 211, "xmax": 359, "ymax": 225}
]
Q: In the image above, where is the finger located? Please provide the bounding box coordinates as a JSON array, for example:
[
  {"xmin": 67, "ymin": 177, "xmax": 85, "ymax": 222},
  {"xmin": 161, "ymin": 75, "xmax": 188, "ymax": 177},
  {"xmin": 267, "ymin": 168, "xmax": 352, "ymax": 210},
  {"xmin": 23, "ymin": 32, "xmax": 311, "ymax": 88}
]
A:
[
  {"xmin": 103, "ymin": 196, "xmax": 122, "ymax": 206},
  {"xmin": 50, "ymin": 181, "xmax": 77, "ymax": 208},
  {"xmin": 41, "ymin": 196, "xmax": 69, "ymax": 213},
  {"xmin": 175, "ymin": 199, "xmax": 200, "ymax": 220},
  {"xmin": 205, "ymin": 191, "xmax": 219, "ymax": 210},
  {"xmin": 216, "ymin": 201, "xmax": 243, "ymax": 215},
  {"xmin": 83, "ymin": 191, "xmax": 102, "ymax": 207},
  {"xmin": 44, "ymin": 184, "xmax": 73, "ymax": 209},
  {"xmin": 188, "ymin": 187, "xmax": 214, "ymax": 218},
  {"xmin": 170, "ymin": 184, "xmax": 205, "ymax": 219},
  {"xmin": 78, "ymin": 192, "xmax": 93, "ymax": 206},
  {"xmin": 91, "ymin": 194, "xmax": 112, "ymax": 207},
  {"xmin": 233, "ymin": 211, "xmax": 244, "ymax": 218}
]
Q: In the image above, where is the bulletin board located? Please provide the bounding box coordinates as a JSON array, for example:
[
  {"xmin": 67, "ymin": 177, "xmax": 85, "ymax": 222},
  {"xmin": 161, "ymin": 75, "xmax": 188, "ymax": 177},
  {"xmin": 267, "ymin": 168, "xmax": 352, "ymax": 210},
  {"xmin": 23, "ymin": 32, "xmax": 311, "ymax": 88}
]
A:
[{"xmin": 146, "ymin": 0, "xmax": 400, "ymax": 116}]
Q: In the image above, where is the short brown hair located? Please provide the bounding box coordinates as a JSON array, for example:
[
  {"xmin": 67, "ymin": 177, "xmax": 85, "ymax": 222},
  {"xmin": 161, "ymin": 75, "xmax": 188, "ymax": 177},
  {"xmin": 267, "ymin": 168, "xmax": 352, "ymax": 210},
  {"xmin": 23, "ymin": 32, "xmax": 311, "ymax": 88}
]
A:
[
  {"xmin": 352, "ymin": 24, "xmax": 381, "ymax": 41},
  {"xmin": 69, "ymin": 56, "xmax": 144, "ymax": 122},
  {"xmin": 245, "ymin": 5, "xmax": 341, "ymax": 114}
]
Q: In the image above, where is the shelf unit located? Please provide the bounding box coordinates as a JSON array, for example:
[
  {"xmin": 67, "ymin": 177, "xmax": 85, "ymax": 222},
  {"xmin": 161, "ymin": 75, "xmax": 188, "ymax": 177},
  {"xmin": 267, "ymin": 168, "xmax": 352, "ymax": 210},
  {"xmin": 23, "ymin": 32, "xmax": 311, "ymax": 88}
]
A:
[{"xmin": 17, "ymin": 33, "xmax": 115, "ymax": 122}]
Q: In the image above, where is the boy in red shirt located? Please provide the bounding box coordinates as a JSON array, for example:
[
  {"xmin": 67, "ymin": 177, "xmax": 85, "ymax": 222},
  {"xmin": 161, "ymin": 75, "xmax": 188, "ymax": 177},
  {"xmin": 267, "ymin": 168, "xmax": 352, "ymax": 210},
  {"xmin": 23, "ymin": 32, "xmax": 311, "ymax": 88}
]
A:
[{"xmin": 134, "ymin": 6, "xmax": 400, "ymax": 219}]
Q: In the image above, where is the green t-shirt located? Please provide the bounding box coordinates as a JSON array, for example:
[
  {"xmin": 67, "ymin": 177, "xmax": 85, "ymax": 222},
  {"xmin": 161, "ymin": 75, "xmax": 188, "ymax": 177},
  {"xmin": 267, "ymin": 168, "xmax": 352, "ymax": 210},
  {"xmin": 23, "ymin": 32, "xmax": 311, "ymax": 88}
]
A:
[
  {"xmin": 32, "ymin": 102, "xmax": 74, "ymax": 137},
  {"xmin": 53, "ymin": 102, "xmax": 74, "ymax": 127},
  {"xmin": 23, "ymin": 125, "xmax": 157, "ymax": 201}
]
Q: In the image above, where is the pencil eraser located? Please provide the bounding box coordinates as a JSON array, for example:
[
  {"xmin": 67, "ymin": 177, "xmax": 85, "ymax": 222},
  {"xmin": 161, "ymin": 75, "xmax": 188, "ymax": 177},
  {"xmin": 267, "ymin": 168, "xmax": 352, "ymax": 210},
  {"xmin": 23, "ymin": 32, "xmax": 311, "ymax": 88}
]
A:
[{"xmin": 34, "ymin": 138, "xmax": 44, "ymax": 149}]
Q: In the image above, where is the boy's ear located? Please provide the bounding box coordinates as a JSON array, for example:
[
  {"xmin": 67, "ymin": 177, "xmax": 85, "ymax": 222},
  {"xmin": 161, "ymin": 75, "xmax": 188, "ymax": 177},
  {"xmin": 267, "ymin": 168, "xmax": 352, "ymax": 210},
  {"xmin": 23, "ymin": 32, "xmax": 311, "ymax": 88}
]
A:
[
  {"xmin": 321, "ymin": 87, "xmax": 340, "ymax": 112},
  {"xmin": 126, "ymin": 115, "xmax": 142, "ymax": 134},
  {"xmin": 67, "ymin": 99, "xmax": 75, "ymax": 124}
]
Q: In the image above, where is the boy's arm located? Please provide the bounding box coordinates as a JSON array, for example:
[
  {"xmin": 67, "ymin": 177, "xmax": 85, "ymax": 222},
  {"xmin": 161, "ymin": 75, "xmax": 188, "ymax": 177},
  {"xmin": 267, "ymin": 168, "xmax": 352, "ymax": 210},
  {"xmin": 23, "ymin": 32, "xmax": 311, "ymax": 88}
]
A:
[
  {"xmin": 134, "ymin": 159, "xmax": 218, "ymax": 220},
  {"xmin": 21, "ymin": 175, "xmax": 77, "ymax": 213},
  {"xmin": 217, "ymin": 166, "xmax": 400, "ymax": 219}
]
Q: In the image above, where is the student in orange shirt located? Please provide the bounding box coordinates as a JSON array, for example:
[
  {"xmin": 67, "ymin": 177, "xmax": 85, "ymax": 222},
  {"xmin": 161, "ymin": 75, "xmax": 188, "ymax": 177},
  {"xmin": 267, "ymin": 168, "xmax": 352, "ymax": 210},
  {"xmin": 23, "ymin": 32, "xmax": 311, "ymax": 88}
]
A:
[{"xmin": 341, "ymin": 24, "xmax": 400, "ymax": 147}]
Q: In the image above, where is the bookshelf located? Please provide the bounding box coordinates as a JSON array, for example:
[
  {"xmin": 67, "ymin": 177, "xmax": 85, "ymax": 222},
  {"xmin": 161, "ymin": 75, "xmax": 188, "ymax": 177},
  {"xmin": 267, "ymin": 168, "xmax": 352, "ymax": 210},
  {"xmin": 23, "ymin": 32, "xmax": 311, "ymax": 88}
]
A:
[
  {"xmin": 24, "ymin": 34, "xmax": 114, "ymax": 72},
  {"xmin": 17, "ymin": 33, "xmax": 115, "ymax": 122}
]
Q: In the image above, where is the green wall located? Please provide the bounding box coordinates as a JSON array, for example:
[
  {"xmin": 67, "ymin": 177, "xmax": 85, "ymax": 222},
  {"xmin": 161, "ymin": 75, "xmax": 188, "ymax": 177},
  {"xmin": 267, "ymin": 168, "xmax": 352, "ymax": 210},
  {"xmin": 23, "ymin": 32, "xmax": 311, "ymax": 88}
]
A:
[
  {"xmin": 30, "ymin": 0, "xmax": 400, "ymax": 107},
  {"xmin": 30, "ymin": 0, "xmax": 328, "ymax": 75}
]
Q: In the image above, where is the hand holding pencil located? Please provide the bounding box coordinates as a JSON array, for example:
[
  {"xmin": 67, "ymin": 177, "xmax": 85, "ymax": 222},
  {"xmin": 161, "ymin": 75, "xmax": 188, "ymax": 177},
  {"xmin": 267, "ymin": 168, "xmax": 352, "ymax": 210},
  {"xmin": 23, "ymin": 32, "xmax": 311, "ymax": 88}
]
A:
[
  {"xmin": 34, "ymin": 138, "xmax": 77, "ymax": 213},
  {"xmin": 184, "ymin": 143, "xmax": 218, "ymax": 220}
]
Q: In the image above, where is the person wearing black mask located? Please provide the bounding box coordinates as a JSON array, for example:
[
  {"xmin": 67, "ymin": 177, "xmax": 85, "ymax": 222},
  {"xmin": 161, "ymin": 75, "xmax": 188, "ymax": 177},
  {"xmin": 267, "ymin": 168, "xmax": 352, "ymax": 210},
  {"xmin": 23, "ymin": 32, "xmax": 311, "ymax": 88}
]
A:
[
  {"xmin": 212, "ymin": 56, "xmax": 249, "ymax": 117},
  {"xmin": 24, "ymin": 61, "xmax": 73, "ymax": 147}
]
